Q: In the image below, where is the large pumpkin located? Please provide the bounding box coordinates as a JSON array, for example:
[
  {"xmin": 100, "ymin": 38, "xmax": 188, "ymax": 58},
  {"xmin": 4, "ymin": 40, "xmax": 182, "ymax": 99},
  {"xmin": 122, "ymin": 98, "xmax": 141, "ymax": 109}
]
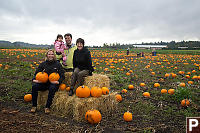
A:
[
  {"xmin": 24, "ymin": 94, "xmax": 32, "ymax": 102},
  {"xmin": 36, "ymin": 72, "xmax": 48, "ymax": 83},
  {"xmin": 85, "ymin": 109, "xmax": 102, "ymax": 124},
  {"xmin": 91, "ymin": 87, "xmax": 102, "ymax": 97},
  {"xmin": 49, "ymin": 72, "xmax": 60, "ymax": 82},
  {"xmin": 76, "ymin": 85, "xmax": 90, "ymax": 98},
  {"xmin": 115, "ymin": 94, "xmax": 122, "ymax": 102}
]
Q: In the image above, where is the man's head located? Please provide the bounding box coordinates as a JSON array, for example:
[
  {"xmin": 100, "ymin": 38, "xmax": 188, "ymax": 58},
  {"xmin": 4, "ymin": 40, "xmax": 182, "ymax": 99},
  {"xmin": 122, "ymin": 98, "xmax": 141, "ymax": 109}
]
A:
[{"xmin": 64, "ymin": 33, "xmax": 72, "ymax": 45}]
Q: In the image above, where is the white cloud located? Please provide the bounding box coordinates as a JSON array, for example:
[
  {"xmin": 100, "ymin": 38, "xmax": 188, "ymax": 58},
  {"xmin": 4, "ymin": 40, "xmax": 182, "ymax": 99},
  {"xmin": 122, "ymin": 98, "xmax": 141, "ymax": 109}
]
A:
[{"xmin": 0, "ymin": 0, "xmax": 200, "ymax": 46}]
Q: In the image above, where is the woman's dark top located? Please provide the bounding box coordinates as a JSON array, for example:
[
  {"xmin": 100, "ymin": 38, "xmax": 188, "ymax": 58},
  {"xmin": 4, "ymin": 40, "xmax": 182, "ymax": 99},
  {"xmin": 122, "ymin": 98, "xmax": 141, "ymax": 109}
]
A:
[
  {"xmin": 32, "ymin": 60, "xmax": 65, "ymax": 84},
  {"xmin": 73, "ymin": 47, "xmax": 94, "ymax": 73}
]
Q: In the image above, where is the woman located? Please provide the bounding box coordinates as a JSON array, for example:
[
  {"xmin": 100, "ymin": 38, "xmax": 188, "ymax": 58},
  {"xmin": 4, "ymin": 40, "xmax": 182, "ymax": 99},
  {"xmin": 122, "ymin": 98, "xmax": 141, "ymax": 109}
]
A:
[
  {"xmin": 31, "ymin": 49, "xmax": 65, "ymax": 113},
  {"xmin": 69, "ymin": 38, "xmax": 94, "ymax": 96}
]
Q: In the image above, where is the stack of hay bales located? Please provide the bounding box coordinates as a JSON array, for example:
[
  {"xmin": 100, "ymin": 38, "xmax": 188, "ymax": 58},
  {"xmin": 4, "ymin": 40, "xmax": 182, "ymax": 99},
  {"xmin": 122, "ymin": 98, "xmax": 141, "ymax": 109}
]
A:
[
  {"xmin": 51, "ymin": 91, "xmax": 117, "ymax": 121},
  {"xmin": 37, "ymin": 72, "xmax": 118, "ymax": 121}
]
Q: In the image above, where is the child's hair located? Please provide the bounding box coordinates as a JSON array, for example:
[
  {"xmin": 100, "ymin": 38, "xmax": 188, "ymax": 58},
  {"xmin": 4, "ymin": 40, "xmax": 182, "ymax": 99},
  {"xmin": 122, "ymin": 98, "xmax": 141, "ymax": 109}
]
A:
[
  {"xmin": 55, "ymin": 34, "xmax": 63, "ymax": 41},
  {"xmin": 76, "ymin": 38, "xmax": 85, "ymax": 46}
]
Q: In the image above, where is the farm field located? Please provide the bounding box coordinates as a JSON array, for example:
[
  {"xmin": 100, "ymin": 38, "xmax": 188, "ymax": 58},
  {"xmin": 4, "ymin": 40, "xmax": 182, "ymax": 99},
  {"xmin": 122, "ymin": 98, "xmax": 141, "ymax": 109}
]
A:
[{"xmin": 0, "ymin": 48, "xmax": 200, "ymax": 133}]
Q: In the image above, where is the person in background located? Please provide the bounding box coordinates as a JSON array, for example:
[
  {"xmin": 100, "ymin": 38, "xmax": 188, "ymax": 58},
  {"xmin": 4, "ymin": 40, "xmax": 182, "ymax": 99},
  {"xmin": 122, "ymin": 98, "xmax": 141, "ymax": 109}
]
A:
[
  {"xmin": 31, "ymin": 49, "xmax": 65, "ymax": 114},
  {"xmin": 68, "ymin": 38, "xmax": 94, "ymax": 96},
  {"xmin": 54, "ymin": 34, "xmax": 67, "ymax": 66},
  {"xmin": 127, "ymin": 47, "xmax": 130, "ymax": 55},
  {"xmin": 61, "ymin": 33, "xmax": 77, "ymax": 72}
]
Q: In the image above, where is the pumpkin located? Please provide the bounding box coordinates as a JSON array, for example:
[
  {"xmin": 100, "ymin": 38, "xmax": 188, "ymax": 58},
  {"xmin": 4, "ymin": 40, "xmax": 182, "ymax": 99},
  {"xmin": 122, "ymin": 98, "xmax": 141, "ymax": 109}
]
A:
[
  {"xmin": 128, "ymin": 85, "xmax": 134, "ymax": 89},
  {"xmin": 140, "ymin": 83, "xmax": 146, "ymax": 87},
  {"xmin": 35, "ymin": 72, "xmax": 48, "ymax": 83},
  {"xmin": 76, "ymin": 85, "xmax": 90, "ymax": 98},
  {"xmin": 161, "ymin": 89, "xmax": 167, "ymax": 94},
  {"xmin": 151, "ymin": 72, "xmax": 155, "ymax": 75},
  {"xmin": 154, "ymin": 83, "xmax": 160, "ymax": 88},
  {"xmin": 24, "ymin": 94, "xmax": 32, "ymax": 102},
  {"xmin": 102, "ymin": 87, "xmax": 109, "ymax": 95},
  {"xmin": 49, "ymin": 72, "xmax": 60, "ymax": 82},
  {"xmin": 181, "ymin": 99, "xmax": 190, "ymax": 107},
  {"xmin": 143, "ymin": 92, "xmax": 150, "ymax": 97},
  {"xmin": 85, "ymin": 109, "xmax": 102, "ymax": 124},
  {"xmin": 122, "ymin": 89, "xmax": 127, "ymax": 93},
  {"xmin": 126, "ymin": 72, "xmax": 131, "ymax": 76},
  {"xmin": 185, "ymin": 75, "xmax": 190, "ymax": 79},
  {"xmin": 123, "ymin": 111, "xmax": 132, "ymax": 122},
  {"xmin": 168, "ymin": 89, "xmax": 175, "ymax": 95},
  {"xmin": 66, "ymin": 87, "xmax": 70, "ymax": 91},
  {"xmin": 188, "ymin": 81, "xmax": 193, "ymax": 85},
  {"xmin": 59, "ymin": 83, "xmax": 66, "ymax": 91},
  {"xmin": 115, "ymin": 94, "xmax": 122, "ymax": 102},
  {"xmin": 171, "ymin": 73, "xmax": 177, "ymax": 78},
  {"xmin": 165, "ymin": 73, "xmax": 170, "ymax": 77},
  {"xmin": 179, "ymin": 82, "xmax": 186, "ymax": 87},
  {"xmin": 91, "ymin": 87, "xmax": 102, "ymax": 97}
]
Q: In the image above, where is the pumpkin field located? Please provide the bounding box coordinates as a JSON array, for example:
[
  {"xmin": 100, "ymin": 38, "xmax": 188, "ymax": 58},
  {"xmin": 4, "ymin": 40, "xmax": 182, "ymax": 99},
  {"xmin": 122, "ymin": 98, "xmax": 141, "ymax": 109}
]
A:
[{"xmin": 0, "ymin": 48, "xmax": 200, "ymax": 133}]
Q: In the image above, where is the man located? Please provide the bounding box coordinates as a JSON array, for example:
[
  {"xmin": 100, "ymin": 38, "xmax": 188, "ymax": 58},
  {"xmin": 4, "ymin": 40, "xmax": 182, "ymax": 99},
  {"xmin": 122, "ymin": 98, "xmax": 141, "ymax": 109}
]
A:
[{"xmin": 61, "ymin": 33, "xmax": 77, "ymax": 72}]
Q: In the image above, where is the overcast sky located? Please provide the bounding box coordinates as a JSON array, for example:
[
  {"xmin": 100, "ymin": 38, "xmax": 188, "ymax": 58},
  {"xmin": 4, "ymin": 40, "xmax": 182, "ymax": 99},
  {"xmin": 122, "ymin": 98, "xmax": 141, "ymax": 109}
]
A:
[{"xmin": 0, "ymin": 0, "xmax": 200, "ymax": 46}]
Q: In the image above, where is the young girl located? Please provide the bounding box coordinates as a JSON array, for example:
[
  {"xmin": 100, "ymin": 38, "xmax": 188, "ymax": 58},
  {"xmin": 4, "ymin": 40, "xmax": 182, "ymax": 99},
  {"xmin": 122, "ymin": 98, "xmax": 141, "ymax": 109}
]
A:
[{"xmin": 54, "ymin": 34, "xmax": 67, "ymax": 65}]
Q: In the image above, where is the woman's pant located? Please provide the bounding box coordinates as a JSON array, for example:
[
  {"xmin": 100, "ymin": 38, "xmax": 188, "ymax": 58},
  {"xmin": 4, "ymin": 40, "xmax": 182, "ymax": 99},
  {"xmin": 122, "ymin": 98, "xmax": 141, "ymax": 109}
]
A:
[
  {"xmin": 70, "ymin": 68, "xmax": 89, "ymax": 91},
  {"xmin": 32, "ymin": 83, "xmax": 59, "ymax": 108}
]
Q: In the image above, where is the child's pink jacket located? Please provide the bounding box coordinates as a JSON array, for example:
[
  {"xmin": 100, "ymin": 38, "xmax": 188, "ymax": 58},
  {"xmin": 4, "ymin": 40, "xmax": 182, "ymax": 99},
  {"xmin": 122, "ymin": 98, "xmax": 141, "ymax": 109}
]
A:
[{"xmin": 54, "ymin": 41, "xmax": 67, "ymax": 53}]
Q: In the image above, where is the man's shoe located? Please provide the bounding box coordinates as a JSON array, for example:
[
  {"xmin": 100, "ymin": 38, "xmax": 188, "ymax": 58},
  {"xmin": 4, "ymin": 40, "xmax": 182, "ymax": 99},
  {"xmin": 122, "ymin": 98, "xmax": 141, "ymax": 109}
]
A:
[
  {"xmin": 68, "ymin": 89, "xmax": 74, "ymax": 96},
  {"xmin": 30, "ymin": 107, "xmax": 37, "ymax": 113},
  {"xmin": 45, "ymin": 108, "xmax": 50, "ymax": 114}
]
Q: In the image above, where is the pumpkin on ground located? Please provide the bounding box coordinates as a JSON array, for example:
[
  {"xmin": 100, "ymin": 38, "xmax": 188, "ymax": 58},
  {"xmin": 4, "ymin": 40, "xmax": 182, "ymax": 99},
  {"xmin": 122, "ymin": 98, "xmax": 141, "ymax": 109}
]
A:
[
  {"xmin": 115, "ymin": 94, "xmax": 122, "ymax": 102},
  {"xmin": 181, "ymin": 99, "xmax": 190, "ymax": 107},
  {"xmin": 101, "ymin": 87, "xmax": 109, "ymax": 95},
  {"xmin": 76, "ymin": 85, "xmax": 90, "ymax": 98},
  {"xmin": 49, "ymin": 72, "xmax": 60, "ymax": 82},
  {"xmin": 36, "ymin": 72, "xmax": 48, "ymax": 83},
  {"xmin": 140, "ymin": 83, "xmax": 146, "ymax": 87},
  {"xmin": 161, "ymin": 89, "xmax": 167, "ymax": 94},
  {"xmin": 168, "ymin": 89, "xmax": 175, "ymax": 95},
  {"xmin": 143, "ymin": 92, "xmax": 150, "ymax": 97},
  {"xmin": 154, "ymin": 83, "xmax": 160, "ymax": 88},
  {"xmin": 85, "ymin": 109, "xmax": 102, "ymax": 124},
  {"xmin": 123, "ymin": 111, "xmax": 132, "ymax": 122},
  {"xmin": 91, "ymin": 87, "xmax": 102, "ymax": 97},
  {"xmin": 128, "ymin": 85, "xmax": 134, "ymax": 89},
  {"xmin": 122, "ymin": 89, "xmax": 127, "ymax": 93},
  {"xmin": 24, "ymin": 94, "xmax": 32, "ymax": 102}
]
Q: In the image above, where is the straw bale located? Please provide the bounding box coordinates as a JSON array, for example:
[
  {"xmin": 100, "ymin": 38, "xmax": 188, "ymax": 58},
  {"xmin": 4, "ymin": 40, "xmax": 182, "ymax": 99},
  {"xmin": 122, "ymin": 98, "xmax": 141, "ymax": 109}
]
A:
[
  {"xmin": 37, "ymin": 90, "xmax": 49, "ymax": 110},
  {"xmin": 51, "ymin": 91, "xmax": 118, "ymax": 121},
  {"xmin": 64, "ymin": 72, "xmax": 110, "ymax": 89}
]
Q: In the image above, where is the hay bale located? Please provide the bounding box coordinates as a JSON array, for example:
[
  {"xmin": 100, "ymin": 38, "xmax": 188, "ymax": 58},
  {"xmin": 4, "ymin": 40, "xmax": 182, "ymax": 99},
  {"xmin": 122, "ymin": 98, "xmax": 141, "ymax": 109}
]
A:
[
  {"xmin": 37, "ymin": 90, "xmax": 49, "ymax": 110},
  {"xmin": 51, "ymin": 91, "xmax": 118, "ymax": 121},
  {"xmin": 64, "ymin": 72, "xmax": 110, "ymax": 89}
]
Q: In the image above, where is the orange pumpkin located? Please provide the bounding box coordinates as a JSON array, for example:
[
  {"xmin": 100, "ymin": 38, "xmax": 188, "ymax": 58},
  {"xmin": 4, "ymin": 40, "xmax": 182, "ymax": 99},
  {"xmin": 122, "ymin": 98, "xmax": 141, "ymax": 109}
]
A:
[
  {"xmin": 36, "ymin": 72, "xmax": 48, "ymax": 83},
  {"xmin": 154, "ymin": 83, "xmax": 160, "ymax": 88},
  {"xmin": 85, "ymin": 109, "xmax": 102, "ymax": 124},
  {"xmin": 171, "ymin": 73, "xmax": 177, "ymax": 78},
  {"xmin": 140, "ymin": 83, "xmax": 146, "ymax": 87},
  {"xmin": 128, "ymin": 85, "xmax": 134, "ymax": 89},
  {"xmin": 115, "ymin": 94, "xmax": 122, "ymax": 102},
  {"xmin": 188, "ymin": 81, "xmax": 193, "ymax": 85},
  {"xmin": 161, "ymin": 89, "xmax": 167, "ymax": 94},
  {"xmin": 185, "ymin": 75, "xmax": 190, "ymax": 79},
  {"xmin": 123, "ymin": 111, "xmax": 132, "ymax": 122},
  {"xmin": 151, "ymin": 72, "xmax": 155, "ymax": 75},
  {"xmin": 143, "ymin": 92, "xmax": 150, "ymax": 97},
  {"xmin": 101, "ymin": 87, "xmax": 109, "ymax": 95},
  {"xmin": 59, "ymin": 83, "xmax": 66, "ymax": 91},
  {"xmin": 165, "ymin": 73, "xmax": 170, "ymax": 77},
  {"xmin": 168, "ymin": 89, "xmax": 175, "ymax": 95},
  {"xmin": 91, "ymin": 87, "xmax": 102, "ymax": 97},
  {"xmin": 126, "ymin": 72, "xmax": 131, "ymax": 76},
  {"xmin": 24, "ymin": 94, "xmax": 32, "ymax": 102},
  {"xmin": 76, "ymin": 85, "xmax": 90, "ymax": 98},
  {"xmin": 179, "ymin": 82, "xmax": 186, "ymax": 87},
  {"xmin": 122, "ymin": 89, "xmax": 127, "ymax": 93},
  {"xmin": 181, "ymin": 99, "xmax": 190, "ymax": 107},
  {"xmin": 49, "ymin": 72, "xmax": 60, "ymax": 82},
  {"xmin": 66, "ymin": 87, "xmax": 70, "ymax": 91}
]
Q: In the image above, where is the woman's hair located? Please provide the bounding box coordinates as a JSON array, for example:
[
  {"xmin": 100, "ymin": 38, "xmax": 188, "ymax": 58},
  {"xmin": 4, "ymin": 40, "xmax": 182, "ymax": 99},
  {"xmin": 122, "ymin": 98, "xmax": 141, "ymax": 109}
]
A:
[
  {"xmin": 76, "ymin": 38, "xmax": 85, "ymax": 46},
  {"xmin": 45, "ymin": 49, "xmax": 56, "ymax": 61},
  {"xmin": 55, "ymin": 34, "xmax": 63, "ymax": 41}
]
